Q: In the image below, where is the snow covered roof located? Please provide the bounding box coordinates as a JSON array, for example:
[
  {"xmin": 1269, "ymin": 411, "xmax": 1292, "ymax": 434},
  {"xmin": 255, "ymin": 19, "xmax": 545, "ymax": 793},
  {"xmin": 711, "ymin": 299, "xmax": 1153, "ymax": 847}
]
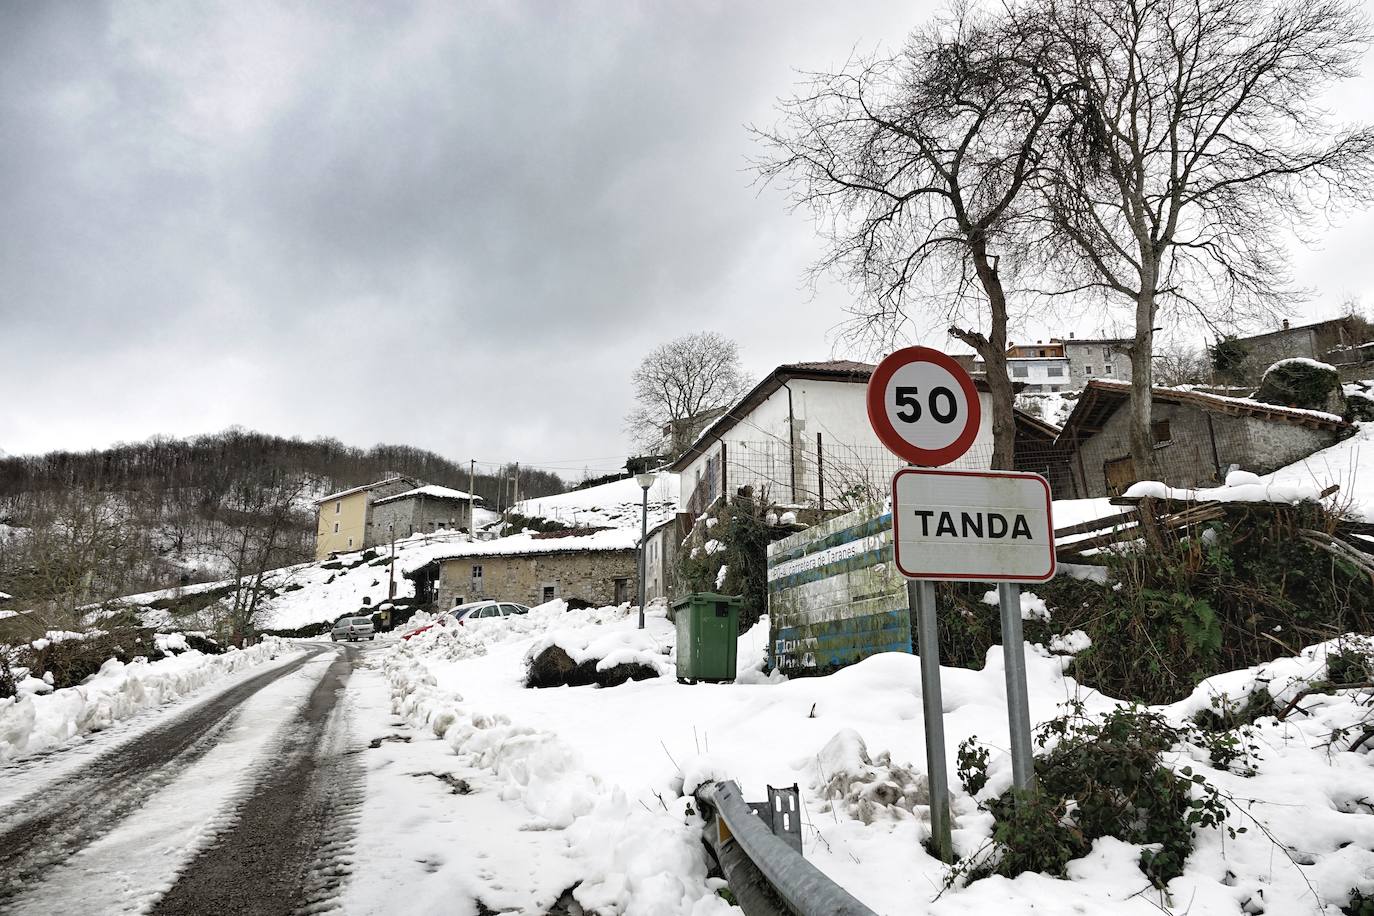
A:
[
  {"xmin": 400, "ymin": 527, "xmax": 641, "ymax": 573},
  {"xmin": 315, "ymin": 475, "xmax": 420, "ymax": 504},
  {"xmin": 0, "ymin": 591, "xmax": 11, "ymax": 602},
  {"xmin": 1060, "ymin": 380, "xmax": 1350, "ymax": 443},
  {"xmin": 373, "ymin": 484, "xmax": 480, "ymax": 506}
]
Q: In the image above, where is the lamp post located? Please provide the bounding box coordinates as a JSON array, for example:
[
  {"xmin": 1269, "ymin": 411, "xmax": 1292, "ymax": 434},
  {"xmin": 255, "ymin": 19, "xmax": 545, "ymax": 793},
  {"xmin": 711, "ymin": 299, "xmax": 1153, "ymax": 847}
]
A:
[
  {"xmin": 388, "ymin": 523, "xmax": 396, "ymax": 599},
  {"xmin": 634, "ymin": 471, "xmax": 656, "ymax": 630}
]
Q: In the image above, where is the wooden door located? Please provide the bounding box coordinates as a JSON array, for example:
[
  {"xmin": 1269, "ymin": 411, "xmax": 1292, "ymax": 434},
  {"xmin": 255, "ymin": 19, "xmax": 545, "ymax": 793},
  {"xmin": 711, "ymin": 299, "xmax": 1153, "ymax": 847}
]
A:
[{"xmin": 1104, "ymin": 455, "xmax": 1136, "ymax": 495}]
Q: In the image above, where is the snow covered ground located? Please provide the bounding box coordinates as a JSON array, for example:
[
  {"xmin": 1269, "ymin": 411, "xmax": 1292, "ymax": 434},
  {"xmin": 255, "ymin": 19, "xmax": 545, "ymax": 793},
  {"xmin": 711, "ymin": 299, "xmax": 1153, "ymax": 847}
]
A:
[
  {"xmin": 381, "ymin": 601, "xmax": 1374, "ymax": 915},
  {"xmin": 513, "ymin": 474, "xmax": 680, "ymax": 529}
]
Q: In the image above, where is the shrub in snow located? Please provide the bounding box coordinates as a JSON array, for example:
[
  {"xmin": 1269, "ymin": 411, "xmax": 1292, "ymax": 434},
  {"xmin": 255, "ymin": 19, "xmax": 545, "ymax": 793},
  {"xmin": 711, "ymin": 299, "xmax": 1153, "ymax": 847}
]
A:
[
  {"xmin": 1254, "ymin": 357, "xmax": 1341, "ymax": 411},
  {"xmin": 956, "ymin": 703, "xmax": 1237, "ymax": 888},
  {"xmin": 810, "ymin": 728, "xmax": 928, "ymax": 825},
  {"xmin": 960, "ymin": 499, "xmax": 1374, "ymax": 705},
  {"xmin": 1348, "ymin": 387, "xmax": 1374, "ymax": 422}
]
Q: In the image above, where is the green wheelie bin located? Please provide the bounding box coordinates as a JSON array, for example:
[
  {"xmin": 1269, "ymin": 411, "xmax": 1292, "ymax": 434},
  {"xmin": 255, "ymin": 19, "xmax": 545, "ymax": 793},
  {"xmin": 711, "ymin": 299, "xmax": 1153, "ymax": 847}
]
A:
[{"xmin": 673, "ymin": 592, "xmax": 743, "ymax": 683}]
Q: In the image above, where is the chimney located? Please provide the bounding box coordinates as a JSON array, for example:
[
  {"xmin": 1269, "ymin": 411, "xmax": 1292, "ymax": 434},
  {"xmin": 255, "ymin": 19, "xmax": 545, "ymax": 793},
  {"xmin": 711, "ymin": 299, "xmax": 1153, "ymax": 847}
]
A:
[
  {"xmin": 1069, "ymin": 332, "xmax": 1076, "ymax": 339},
  {"xmin": 1282, "ymin": 319, "xmax": 1290, "ymax": 330}
]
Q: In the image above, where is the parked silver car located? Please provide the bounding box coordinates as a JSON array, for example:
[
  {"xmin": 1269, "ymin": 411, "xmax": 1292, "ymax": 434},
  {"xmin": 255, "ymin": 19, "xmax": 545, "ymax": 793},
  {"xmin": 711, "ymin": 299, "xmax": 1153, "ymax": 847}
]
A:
[{"xmin": 331, "ymin": 616, "xmax": 376, "ymax": 642}]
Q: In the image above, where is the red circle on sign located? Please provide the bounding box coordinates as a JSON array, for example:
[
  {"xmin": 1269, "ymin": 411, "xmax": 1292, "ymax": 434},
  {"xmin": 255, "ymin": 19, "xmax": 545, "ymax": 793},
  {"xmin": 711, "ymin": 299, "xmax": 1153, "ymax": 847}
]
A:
[{"xmin": 866, "ymin": 346, "xmax": 982, "ymax": 466}]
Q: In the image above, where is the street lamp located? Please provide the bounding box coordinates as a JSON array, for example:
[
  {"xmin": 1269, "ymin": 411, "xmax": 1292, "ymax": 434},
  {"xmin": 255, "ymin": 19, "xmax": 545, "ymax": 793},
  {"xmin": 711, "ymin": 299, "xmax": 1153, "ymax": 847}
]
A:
[{"xmin": 634, "ymin": 471, "xmax": 657, "ymax": 630}]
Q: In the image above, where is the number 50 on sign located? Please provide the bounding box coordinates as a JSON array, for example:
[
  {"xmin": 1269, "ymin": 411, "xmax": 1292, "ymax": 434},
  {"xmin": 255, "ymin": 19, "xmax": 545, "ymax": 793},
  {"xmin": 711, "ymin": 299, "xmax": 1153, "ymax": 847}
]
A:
[{"xmin": 866, "ymin": 347, "xmax": 983, "ymax": 467}]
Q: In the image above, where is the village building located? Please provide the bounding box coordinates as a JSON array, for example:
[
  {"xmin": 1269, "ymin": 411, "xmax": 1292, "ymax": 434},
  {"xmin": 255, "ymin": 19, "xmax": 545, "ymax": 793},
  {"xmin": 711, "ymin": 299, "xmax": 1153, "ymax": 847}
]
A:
[
  {"xmin": 1053, "ymin": 335, "xmax": 1135, "ymax": 388},
  {"xmin": 404, "ymin": 528, "xmax": 641, "ymax": 610},
  {"xmin": 1057, "ymin": 380, "xmax": 1351, "ymax": 497},
  {"xmin": 668, "ymin": 360, "xmax": 997, "ymax": 516},
  {"xmin": 1225, "ymin": 315, "xmax": 1371, "ymax": 382},
  {"xmin": 668, "ymin": 359, "xmax": 1066, "ymax": 516},
  {"xmin": 369, "ymin": 484, "xmax": 484, "ymax": 541},
  {"xmin": 401, "ymin": 474, "xmax": 683, "ymax": 610},
  {"xmin": 313, "ymin": 476, "xmax": 419, "ymax": 560},
  {"xmin": 1006, "ymin": 341, "xmax": 1072, "ymax": 393},
  {"xmin": 642, "ymin": 516, "xmax": 685, "ymax": 606},
  {"xmin": 973, "ymin": 342, "xmax": 1072, "ymax": 393}
]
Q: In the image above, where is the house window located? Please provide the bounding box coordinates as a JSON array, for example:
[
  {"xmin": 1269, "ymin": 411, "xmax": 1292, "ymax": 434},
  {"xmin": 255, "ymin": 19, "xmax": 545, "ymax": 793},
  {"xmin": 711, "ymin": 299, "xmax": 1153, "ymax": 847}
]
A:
[
  {"xmin": 472, "ymin": 564, "xmax": 483, "ymax": 579},
  {"xmin": 542, "ymin": 583, "xmax": 558, "ymax": 603},
  {"xmin": 333, "ymin": 522, "xmax": 340, "ymax": 534},
  {"xmin": 335, "ymin": 501, "xmax": 341, "ymax": 514},
  {"xmin": 1012, "ymin": 365, "xmax": 1029, "ymax": 378},
  {"xmin": 1085, "ymin": 365, "xmax": 1094, "ymax": 376},
  {"xmin": 347, "ymin": 537, "xmax": 353, "ymax": 548},
  {"xmin": 1153, "ymin": 420, "xmax": 1172, "ymax": 444},
  {"xmin": 1047, "ymin": 366, "xmax": 1064, "ymax": 377},
  {"xmin": 1102, "ymin": 346, "xmax": 1112, "ymax": 360},
  {"xmin": 1104, "ymin": 365, "xmax": 1113, "ymax": 376}
]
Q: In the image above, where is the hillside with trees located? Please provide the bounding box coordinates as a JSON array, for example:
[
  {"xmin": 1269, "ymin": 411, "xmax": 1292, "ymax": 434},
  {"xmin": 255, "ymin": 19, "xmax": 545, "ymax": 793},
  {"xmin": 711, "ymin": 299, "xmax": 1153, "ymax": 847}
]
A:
[{"xmin": 0, "ymin": 429, "xmax": 565, "ymax": 622}]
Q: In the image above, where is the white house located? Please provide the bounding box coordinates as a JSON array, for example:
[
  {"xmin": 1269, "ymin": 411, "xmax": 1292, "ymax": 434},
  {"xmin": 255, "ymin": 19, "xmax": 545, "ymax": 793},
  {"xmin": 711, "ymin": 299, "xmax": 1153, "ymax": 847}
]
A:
[{"xmin": 668, "ymin": 361, "xmax": 998, "ymax": 515}]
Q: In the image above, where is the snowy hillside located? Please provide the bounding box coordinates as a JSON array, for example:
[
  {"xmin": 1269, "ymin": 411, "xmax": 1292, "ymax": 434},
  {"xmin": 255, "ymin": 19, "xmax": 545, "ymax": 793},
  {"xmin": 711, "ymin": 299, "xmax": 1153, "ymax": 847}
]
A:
[{"xmin": 513, "ymin": 474, "xmax": 679, "ymax": 529}]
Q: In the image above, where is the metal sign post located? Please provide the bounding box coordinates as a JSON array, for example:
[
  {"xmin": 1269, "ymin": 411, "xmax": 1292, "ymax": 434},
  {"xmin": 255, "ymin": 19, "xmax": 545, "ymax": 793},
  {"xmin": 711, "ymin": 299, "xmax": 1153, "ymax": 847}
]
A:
[
  {"xmin": 891, "ymin": 466, "xmax": 1054, "ymax": 803},
  {"xmin": 866, "ymin": 348, "xmax": 985, "ymax": 865},
  {"xmin": 868, "ymin": 347, "xmax": 1056, "ymax": 862},
  {"xmin": 910, "ymin": 577, "xmax": 953, "ymax": 862},
  {"xmin": 997, "ymin": 582, "xmax": 1036, "ymax": 793}
]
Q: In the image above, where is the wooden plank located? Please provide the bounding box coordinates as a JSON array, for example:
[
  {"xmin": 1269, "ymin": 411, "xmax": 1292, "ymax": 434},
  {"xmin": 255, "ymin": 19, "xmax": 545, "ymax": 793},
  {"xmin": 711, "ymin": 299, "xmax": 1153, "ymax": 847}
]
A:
[{"xmin": 1053, "ymin": 509, "xmax": 1138, "ymax": 539}]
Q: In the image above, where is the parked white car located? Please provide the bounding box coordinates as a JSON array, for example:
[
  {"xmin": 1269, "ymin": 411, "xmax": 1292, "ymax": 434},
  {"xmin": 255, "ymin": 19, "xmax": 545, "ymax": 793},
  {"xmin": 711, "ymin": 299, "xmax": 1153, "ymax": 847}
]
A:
[{"xmin": 331, "ymin": 616, "xmax": 376, "ymax": 642}]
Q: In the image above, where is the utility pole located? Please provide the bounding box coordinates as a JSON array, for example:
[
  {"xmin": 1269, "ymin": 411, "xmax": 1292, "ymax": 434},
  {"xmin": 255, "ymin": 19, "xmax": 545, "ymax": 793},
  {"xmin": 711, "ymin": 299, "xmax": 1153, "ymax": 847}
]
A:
[
  {"xmin": 469, "ymin": 460, "xmax": 477, "ymax": 538},
  {"xmin": 512, "ymin": 462, "xmax": 520, "ymax": 507}
]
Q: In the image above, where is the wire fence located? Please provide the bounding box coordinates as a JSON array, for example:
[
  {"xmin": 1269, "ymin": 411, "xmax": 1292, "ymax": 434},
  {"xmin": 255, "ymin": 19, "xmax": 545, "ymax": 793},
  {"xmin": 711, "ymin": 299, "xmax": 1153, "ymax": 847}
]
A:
[
  {"xmin": 684, "ymin": 438, "xmax": 1078, "ymax": 515},
  {"xmin": 681, "ymin": 416, "xmax": 1302, "ymax": 516}
]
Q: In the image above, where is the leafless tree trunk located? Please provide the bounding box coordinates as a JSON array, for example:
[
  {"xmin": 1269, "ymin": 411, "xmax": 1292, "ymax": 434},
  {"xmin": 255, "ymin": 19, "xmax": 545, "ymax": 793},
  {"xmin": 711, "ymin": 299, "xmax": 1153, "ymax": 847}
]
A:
[
  {"xmin": 1035, "ymin": 0, "xmax": 1374, "ymax": 476},
  {"xmin": 752, "ymin": 6, "xmax": 1078, "ymax": 469}
]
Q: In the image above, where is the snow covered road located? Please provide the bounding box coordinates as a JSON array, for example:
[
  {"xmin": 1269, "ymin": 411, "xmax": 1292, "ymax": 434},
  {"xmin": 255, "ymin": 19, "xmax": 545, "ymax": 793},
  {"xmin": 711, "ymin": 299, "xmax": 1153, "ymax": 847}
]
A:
[{"xmin": 0, "ymin": 641, "xmax": 372, "ymax": 915}]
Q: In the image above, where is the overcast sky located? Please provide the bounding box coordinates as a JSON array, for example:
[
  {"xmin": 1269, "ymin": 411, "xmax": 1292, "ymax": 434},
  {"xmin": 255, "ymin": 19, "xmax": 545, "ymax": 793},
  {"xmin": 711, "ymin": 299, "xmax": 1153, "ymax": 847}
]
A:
[{"xmin": 4, "ymin": 1, "xmax": 1373, "ymax": 476}]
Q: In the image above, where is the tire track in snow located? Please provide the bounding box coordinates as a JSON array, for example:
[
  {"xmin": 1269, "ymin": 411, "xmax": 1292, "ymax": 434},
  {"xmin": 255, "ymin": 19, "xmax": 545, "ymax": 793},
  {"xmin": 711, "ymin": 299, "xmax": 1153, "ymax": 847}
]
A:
[
  {"xmin": 149, "ymin": 646, "xmax": 363, "ymax": 916},
  {"xmin": 0, "ymin": 646, "xmax": 324, "ymax": 905}
]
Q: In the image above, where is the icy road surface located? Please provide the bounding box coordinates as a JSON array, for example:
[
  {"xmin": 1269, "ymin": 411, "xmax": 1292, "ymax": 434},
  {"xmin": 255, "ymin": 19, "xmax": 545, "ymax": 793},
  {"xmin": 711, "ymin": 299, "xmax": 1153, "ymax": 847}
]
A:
[{"xmin": 0, "ymin": 642, "xmax": 366, "ymax": 915}]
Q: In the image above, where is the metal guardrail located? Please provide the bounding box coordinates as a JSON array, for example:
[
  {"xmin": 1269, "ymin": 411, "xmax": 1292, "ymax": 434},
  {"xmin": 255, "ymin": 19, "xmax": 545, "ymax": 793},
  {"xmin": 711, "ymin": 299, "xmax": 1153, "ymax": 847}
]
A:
[{"xmin": 694, "ymin": 780, "xmax": 877, "ymax": 916}]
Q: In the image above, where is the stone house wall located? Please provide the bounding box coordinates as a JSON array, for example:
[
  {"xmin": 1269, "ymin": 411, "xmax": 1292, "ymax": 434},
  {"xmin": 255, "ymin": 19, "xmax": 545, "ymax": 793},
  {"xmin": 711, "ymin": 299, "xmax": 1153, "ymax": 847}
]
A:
[
  {"xmin": 369, "ymin": 496, "xmax": 473, "ymax": 546},
  {"xmin": 1240, "ymin": 416, "xmax": 1336, "ymax": 472},
  {"xmin": 437, "ymin": 549, "xmax": 637, "ymax": 609},
  {"xmin": 1061, "ymin": 340, "xmax": 1133, "ymax": 389},
  {"xmin": 1073, "ymin": 401, "xmax": 1342, "ymax": 497}
]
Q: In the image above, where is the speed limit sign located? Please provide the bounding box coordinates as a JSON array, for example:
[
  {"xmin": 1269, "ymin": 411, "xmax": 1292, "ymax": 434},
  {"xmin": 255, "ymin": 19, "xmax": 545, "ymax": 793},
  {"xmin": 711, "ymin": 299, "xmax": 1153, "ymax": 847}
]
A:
[{"xmin": 866, "ymin": 346, "xmax": 982, "ymax": 466}]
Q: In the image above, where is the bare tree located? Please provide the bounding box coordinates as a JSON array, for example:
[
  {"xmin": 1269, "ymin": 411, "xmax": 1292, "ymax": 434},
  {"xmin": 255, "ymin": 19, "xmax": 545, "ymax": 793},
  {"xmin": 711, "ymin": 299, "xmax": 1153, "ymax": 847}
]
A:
[
  {"xmin": 1153, "ymin": 343, "xmax": 1213, "ymax": 386},
  {"xmin": 1034, "ymin": 0, "xmax": 1374, "ymax": 475},
  {"xmin": 202, "ymin": 475, "xmax": 313, "ymax": 642},
  {"xmin": 627, "ymin": 333, "xmax": 752, "ymax": 457},
  {"xmin": 752, "ymin": 5, "xmax": 1077, "ymax": 469}
]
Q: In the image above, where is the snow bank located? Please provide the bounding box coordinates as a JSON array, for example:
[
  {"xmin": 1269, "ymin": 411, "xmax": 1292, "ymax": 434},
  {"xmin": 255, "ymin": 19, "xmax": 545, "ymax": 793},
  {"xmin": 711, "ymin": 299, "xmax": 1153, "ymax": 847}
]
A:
[
  {"xmin": 0, "ymin": 637, "xmax": 293, "ymax": 763},
  {"xmin": 1125, "ymin": 474, "xmax": 1331, "ymax": 506},
  {"xmin": 384, "ymin": 632, "xmax": 733, "ymax": 916},
  {"xmin": 526, "ymin": 624, "xmax": 672, "ymax": 675}
]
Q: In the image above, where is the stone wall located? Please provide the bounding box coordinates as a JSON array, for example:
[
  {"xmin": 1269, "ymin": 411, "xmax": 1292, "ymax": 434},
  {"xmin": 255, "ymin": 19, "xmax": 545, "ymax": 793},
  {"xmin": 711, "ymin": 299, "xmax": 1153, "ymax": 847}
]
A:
[
  {"xmin": 369, "ymin": 496, "xmax": 473, "ymax": 546},
  {"xmin": 1240, "ymin": 416, "xmax": 1338, "ymax": 473},
  {"xmin": 1062, "ymin": 341, "xmax": 1133, "ymax": 388},
  {"xmin": 1073, "ymin": 401, "xmax": 1342, "ymax": 497},
  {"xmin": 437, "ymin": 549, "xmax": 637, "ymax": 609}
]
